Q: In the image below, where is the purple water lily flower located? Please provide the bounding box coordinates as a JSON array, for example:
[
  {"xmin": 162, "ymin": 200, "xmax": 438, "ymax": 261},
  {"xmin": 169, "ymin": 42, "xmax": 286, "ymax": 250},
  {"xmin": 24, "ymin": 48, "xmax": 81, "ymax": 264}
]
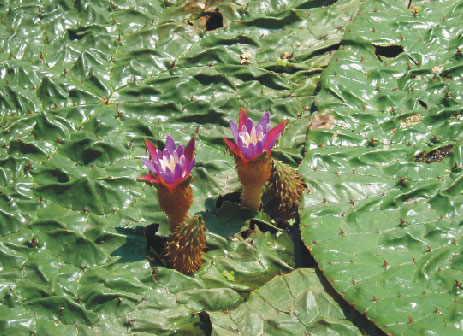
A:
[
  {"xmin": 224, "ymin": 108, "xmax": 288, "ymax": 163},
  {"xmin": 140, "ymin": 135, "xmax": 195, "ymax": 190}
]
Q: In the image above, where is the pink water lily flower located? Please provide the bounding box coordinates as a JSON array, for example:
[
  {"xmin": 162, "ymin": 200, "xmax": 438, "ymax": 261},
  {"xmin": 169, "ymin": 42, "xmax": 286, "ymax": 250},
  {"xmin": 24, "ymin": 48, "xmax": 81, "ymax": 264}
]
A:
[
  {"xmin": 140, "ymin": 135, "xmax": 195, "ymax": 190},
  {"xmin": 224, "ymin": 108, "xmax": 288, "ymax": 162}
]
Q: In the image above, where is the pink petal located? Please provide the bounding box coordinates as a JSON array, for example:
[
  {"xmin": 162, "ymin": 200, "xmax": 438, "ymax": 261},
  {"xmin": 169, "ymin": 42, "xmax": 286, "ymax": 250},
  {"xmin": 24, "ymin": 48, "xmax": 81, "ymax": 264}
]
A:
[
  {"xmin": 239, "ymin": 108, "xmax": 248, "ymax": 129},
  {"xmin": 224, "ymin": 137, "xmax": 242, "ymax": 157},
  {"xmin": 139, "ymin": 174, "xmax": 161, "ymax": 184},
  {"xmin": 264, "ymin": 120, "xmax": 288, "ymax": 150},
  {"xmin": 144, "ymin": 139, "xmax": 158, "ymax": 161},
  {"xmin": 184, "ymin": 136, "xmax": 195, "ymax": 163}
]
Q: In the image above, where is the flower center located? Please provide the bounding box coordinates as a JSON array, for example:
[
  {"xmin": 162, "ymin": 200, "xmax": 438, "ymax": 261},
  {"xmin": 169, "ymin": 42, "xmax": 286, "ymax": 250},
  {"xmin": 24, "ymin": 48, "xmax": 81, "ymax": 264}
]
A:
[
  {"xmin": 160, "ymin": 153, "xmax": 179, "ymax": 171},
  {"xmin": 240, "ymin": 126, "xmax": 264, "ymax": 146}
]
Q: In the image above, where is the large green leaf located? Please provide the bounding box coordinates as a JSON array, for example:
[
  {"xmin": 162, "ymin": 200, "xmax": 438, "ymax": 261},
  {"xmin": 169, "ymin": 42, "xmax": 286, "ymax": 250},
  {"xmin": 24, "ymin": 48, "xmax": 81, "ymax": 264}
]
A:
[
  {"xmin": 300, "ymin": 0, "xmax": 463, "ymax": 334},
  {"xmin": 209, "ymin": 268, "xmax": 366, "ymax": 336},
  {"xmin": 0, "ymin": 0, "xmax": 370, "ymax": 334}
]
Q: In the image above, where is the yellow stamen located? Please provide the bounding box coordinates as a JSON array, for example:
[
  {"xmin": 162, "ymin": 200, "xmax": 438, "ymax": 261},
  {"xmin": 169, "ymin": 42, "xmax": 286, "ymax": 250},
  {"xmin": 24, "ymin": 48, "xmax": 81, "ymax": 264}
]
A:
[
  {"xmin": 241, "ymin": 128, "xmax": 259, "ymax": 145},
  {"xmin": 160, "ymin": 155, "xmax": 177, "ymax": 171}
]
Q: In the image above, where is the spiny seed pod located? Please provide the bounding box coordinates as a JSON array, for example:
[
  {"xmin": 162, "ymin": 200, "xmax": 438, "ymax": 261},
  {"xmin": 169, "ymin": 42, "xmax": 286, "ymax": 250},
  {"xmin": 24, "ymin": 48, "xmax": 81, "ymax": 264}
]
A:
[
  {"xmin": 164, "ymin": 215, "xmax": 207, "ymax": 274},
  {"xmin": 267, "ymin": 160, "xmax": 307, "ymax": 221}
]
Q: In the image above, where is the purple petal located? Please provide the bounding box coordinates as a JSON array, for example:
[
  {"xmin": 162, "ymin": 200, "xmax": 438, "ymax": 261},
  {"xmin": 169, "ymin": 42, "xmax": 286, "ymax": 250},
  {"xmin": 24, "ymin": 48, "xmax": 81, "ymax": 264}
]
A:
[
  {"xmin": 176, "ymin": 144, "xmax": 184, "ymax": 157},
  {"xmin": 176, "ymin": 157, "xmax": 185, "ymax": 173},
  {"xmin": 248, "ymin": 142, "xmax": 256, "ymax": 158},
  {"xmin": 165, "ymin": 135, "xmax": 176, "ymax": 153},
  {"xmin": 186, "ymin": 157, "xmax": 195, "ymax": 175},
  {"xmin": 257, "ymin": 112, "xmax": 270, "ymax": 131},
  {"xmin": 230, "ymin": 120, "xmax": 239, "ymax": 143},
  {"xmin": 152, "ymin": 161, "xmax": 162, "ymax": 174},
  {"xmin": 142, "ymin": 158, "xmax": 156, "ymax": 174},
  {"xmin": 256, "ymin": 124, "xmax": 266, "ymax": 147},
  {"xmin": 240, "ymin": 144, "xmax": 251, "ymax": 158},
  {"xmin": 180, "ymin": 155, "xmax": 186, "ymax": 168},
  {"xmin": 159, "ymin": 171, "xmax": 175, "ymax": 185},
  {"xmin": 163, "ymin": 149, "xmax": 170, "ymax": 160},
  {"xmin": 156, "ymin": 149, "xmax": 163, "ymax": 160},
  {"xmin": 246, "ymin": 118, "xmax": 254, "ymax": 133},
  {"xmin": 256, "ymin": 139, "xmax": 264, "ymax": 155},
  {"xmin": 173, "ymin": 163, "xmax": 183, "ymax": 183},
  {"xmin": 236, "ymin": 135, "xmax": 245, "ymax": 153}
]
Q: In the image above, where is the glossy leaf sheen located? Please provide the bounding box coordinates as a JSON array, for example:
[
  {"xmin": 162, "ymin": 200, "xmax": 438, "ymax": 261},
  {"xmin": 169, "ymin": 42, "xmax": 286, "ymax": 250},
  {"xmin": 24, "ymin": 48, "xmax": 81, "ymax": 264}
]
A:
[
  {"xmin": 300, "ymin": 0, "xmax": 463, "ymax": 335},
  {"xmin": 0, "ymin": 0, "xmax": 364, "ymax": 334}
]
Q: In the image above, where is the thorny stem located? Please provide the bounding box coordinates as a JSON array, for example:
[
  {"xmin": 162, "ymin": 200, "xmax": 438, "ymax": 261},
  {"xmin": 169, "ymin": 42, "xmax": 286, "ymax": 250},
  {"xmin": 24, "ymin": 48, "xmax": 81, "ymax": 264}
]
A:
[
  {"xmin": 236, "ymin": 156, "xmax": 272, "ymax": 210},
  {"xmin": 156, "ymin": 183, "xmax": 193, "ymax": 232},
  {"xmin": 241, "ymin": 182, "xmax": 266, "ymax": 210}
]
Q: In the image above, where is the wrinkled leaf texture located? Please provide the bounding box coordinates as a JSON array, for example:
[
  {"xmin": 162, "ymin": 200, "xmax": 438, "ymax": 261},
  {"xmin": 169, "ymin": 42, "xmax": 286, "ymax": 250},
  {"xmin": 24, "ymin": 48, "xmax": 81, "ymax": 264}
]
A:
[
  {"xmin": 300, "ymin": 0, "xmax": 463, "ymax": 335},
  {"xmin": 0, "ymin": 0, "xmax": 372, "ymax": 335}
]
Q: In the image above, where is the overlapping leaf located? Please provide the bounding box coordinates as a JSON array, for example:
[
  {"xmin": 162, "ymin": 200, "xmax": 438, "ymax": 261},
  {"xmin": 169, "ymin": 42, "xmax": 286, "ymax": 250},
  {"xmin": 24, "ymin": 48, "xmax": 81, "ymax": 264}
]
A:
[
  {"xmin": 300, "ymin": 0, "xmax": 463, "ymax": 334},
  {"xmin": 210, "ymin": 268, "xmax": 368, "ymax": 336},
  {"xmin": 0, "ymin": 0, "xmax": 367, "ymax": 334}
]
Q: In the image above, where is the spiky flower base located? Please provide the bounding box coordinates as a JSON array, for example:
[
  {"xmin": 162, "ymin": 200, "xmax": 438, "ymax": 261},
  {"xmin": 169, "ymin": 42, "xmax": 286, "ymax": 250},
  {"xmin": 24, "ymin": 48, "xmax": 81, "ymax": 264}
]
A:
[
  {"xmin": 164, "ymin": 215, "xmax": 207, "ymax": 274},
  {"xmin": 235, "ymin": 153, "xmax": 272, "ymax": 210},
  {"xmin": 267, "ymin": 160, "xmax": 306, "ymax": 220},
  {"xmin": 156, "ymin": 177, "xmax": 193, "ymax": 232}
]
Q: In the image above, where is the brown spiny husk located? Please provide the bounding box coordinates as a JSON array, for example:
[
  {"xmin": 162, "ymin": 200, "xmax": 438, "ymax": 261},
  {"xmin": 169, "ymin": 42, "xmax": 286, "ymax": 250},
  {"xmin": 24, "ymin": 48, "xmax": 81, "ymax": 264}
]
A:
[
  {"xmin": 267, "ymin": 160, "xmax": 307, "ymax": 220},
  {"xmin": 164, "ymin": 215, "xmax": 207, "ymax": 274}
]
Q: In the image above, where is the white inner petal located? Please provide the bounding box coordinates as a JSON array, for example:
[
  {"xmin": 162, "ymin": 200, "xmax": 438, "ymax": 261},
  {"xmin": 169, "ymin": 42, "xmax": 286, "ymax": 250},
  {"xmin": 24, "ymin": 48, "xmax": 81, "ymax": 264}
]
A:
[
  {"xmin": 158, "ymin": 152, "xmax": 188, "ymax": 178},
  {"xmin": 159, "ymin": 155, "xmax": 177, "ymax": 171},
  {"xmin": 240, "ymin": 125, "xmax": 264, "ymax": 146}
]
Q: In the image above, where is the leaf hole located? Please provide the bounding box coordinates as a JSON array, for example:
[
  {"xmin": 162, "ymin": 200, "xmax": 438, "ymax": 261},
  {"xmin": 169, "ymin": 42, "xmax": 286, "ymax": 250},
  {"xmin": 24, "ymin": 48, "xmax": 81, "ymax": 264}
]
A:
[
  {"xmin": 216, "ymin": 191, "xmax": 240, "ymax": 209},
  {"xmin": 144, "ymin": 223, "xmax": 167, "ymax": 253},
  {"xmin": 203, "ymin": 10, "xmax": 223, "ymax": 31},
  {"xmin": 373, "ymin": 44, "xmax": 404, "ymax": 62},
  {"xmin": 241, "ymin": 219, "xmax": 278, "ymax": 239},
  {"xmin": 418, "ymin": 99, "xmax": 428, "ymax": 109},
  {"xmin": 198, "ymin": 311, "xmax": 212, "ymax": 335},
  {"xmin": 52, "ymin": 169, "xmax": 70, "ymax": 183},
  {"xmin": 68, "ymin": 29, "xmax": 86, "ymax": 41}
]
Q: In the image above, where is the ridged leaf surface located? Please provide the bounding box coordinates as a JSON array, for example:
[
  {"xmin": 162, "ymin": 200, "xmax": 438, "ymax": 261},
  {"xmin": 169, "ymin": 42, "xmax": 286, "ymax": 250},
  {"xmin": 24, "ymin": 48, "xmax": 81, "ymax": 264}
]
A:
[
  {"xmin": 300, "ymin": 0, "xmax": 463, "ymax": 334},
  {"xmin": 0, "ymin": 0, "xmax": 366, "ymax": 334}
]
